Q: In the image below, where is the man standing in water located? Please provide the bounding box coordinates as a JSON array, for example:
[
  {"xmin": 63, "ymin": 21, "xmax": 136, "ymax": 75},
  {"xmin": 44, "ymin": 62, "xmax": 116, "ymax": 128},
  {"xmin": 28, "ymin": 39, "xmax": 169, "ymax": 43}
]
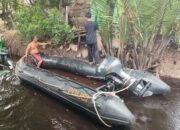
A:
[
  {"xmin": 25, "ymin": 36, "xmax": 49, "ymax": 68},
  {"xmin": 85, "ymin": 12, "xmax": 100, "ymax": 65}
]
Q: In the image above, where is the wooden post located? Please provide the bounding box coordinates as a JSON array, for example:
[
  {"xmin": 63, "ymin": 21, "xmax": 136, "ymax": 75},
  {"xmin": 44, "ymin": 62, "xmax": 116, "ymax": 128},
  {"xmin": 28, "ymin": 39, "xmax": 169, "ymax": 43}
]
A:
[{"xmin": 65, "ymin": 6, "xmax": 69, "ymax": 23}]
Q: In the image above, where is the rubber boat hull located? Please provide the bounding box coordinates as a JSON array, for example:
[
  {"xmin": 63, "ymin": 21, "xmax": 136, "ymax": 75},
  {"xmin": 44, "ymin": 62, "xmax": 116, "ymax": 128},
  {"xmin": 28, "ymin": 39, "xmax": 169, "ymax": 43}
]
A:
[
  {"xmin": 15, "ymin": 57, "xmax": 135, "ymax": 127},
  {"xmin": 40, "ymin": 55, "xmax": 170, "ymax": 97}
]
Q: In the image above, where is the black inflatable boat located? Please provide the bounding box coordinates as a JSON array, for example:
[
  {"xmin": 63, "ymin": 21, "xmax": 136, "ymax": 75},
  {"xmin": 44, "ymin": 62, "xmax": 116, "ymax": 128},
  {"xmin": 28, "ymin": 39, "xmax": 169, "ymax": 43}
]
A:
[
  {"xmin": 40, "ymin": 55, "xmax": 171, "ymax": 97},
  {"xmin": 15, "ymin": 56, "xmax": 135, "ymax": 127}
]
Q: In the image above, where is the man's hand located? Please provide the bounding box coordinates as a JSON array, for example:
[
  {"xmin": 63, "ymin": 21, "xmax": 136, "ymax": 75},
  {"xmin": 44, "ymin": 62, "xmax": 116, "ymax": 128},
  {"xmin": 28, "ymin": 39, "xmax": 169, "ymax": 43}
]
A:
[
  {"xmin": 38, "ymin": 42, "xmax": 51, "ymax": 46},
  {"xmin": 38, "ymin": 42, "xmax": 51, "ymax": 49}
]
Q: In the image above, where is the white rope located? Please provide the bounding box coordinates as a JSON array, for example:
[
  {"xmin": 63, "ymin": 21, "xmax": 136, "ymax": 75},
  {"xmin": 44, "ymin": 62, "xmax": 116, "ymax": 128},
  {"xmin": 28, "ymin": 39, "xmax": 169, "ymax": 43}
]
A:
[
  {"xmin": 34, "ymin": 74, "xmax": 134, "ymax": 127},
  {"xmin": 92, "ymin": 92, "xmax": 113, "ymax": 127},
  {"xmin": 91, "ymin": 77, "xmax": 135, "ymax": 127},
  {"xmin": 115, "ymin": 77, "xmax": 135, "ymax": 94}
]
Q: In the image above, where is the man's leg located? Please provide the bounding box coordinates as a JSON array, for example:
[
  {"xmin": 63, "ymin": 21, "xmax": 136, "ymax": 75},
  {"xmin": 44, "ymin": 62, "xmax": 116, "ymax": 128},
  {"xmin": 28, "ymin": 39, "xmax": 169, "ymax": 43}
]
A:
[
  {"xmin": 32, "ymin": 53, "xmax": 43, "ymax": 68},
  {"xmin": 37, "ymin": 60, "xmax": 43, "ymax": 68},
  {"xmin": 92, "ymin": 43, "xmax": 100, "ymax": 65},
  {"xmin": 87, "ymin": 44, "xmax": 93, "ymax": 63}
]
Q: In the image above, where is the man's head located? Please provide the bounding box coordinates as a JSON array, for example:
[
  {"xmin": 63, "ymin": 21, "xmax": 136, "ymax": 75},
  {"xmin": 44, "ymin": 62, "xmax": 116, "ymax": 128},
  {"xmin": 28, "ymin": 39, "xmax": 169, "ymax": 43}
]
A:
[
  {"xmin": 86, "ymin": 12, "xmax": 91, "ymax": 20},
  {"xmin": 32, "ymin": 36, "xmax": 38, "ymax": 42}
]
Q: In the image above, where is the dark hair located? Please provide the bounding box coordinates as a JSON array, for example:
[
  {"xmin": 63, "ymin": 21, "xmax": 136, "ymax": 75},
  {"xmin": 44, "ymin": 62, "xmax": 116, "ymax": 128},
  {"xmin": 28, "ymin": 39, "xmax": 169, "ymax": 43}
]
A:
[
  {"xmin": 31, "ymin": 36, "xmax": 38, "ymax": 41},
  {"xmin": 86, "ymin": 12, "xmax": 91, "ymax": 18}
]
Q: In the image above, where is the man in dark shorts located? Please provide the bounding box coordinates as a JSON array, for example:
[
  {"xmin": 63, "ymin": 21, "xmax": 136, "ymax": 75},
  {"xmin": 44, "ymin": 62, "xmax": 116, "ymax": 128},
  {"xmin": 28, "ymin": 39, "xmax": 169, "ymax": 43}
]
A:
[
  {"xmin": 25, "ymin": 36, "xmax": 49, "ymax": 68},
  {"xmin": 85, "ymin": 12, "xmax": 100, "ymax": 65}
]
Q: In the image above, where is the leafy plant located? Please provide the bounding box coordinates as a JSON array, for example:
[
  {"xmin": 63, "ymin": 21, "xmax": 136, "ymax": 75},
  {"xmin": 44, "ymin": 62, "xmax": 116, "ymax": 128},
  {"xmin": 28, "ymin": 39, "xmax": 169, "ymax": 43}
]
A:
[
  {"xmin": 13, "ymin": 5, "xmax": 73, "ymax": 44},
  {"xmin": 91, "ymin": 0, "xmax": 180, "ymax": 71},
  {"xmin": 0, "ymin": 0, "xmax": 20, "ymax": 27}
]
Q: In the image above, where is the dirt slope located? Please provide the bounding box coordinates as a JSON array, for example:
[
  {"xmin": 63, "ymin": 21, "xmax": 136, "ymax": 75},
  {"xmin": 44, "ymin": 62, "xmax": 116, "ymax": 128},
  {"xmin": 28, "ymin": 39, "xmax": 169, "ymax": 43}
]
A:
[{"xmin": 159, "ymin": 49, "xmax": 180, "ymax": 78}]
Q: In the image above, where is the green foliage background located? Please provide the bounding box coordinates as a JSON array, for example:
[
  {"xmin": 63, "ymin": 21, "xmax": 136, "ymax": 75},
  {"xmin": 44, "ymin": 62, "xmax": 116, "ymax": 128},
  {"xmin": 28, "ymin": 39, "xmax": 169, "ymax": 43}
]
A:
[
  {"xmin": 91, "ymin": 0, "xmax": 180, "ymax": 44},
  {"xmin": 91, "ymin": 0, "xmax": 180, "ymax": 70},
  {"xmin": 0, "ymin": 0, "xmax": 179, "ymax": 70},
  {"xmin": 12, "ymin": 3, "xmax": 73, "ymax": 44}
]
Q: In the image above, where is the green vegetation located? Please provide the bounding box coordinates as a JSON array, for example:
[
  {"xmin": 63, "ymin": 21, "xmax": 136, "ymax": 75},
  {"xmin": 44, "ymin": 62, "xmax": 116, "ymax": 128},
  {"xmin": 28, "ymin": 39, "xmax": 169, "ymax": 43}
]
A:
[
  {"xmin": 0, "ymin": 0, "xmax": 20, "ymax": 27},
  {"xmin": 0, "ymin": 0, "xmax": 73, "ymax": 44},
  {"xmin": 0, "ymin": 0, "xmax": 179, "ymax": 70},
  {"xmin": 91, "ymin": 0, "xmax": 180, "ymax": 70},
  {"xmin": 13, "ymin": 6, "xmax": 73, "ymax": 44},
  {"xmin": 91, "ymin": 0, "xmax": 180, "ymax": 42}
]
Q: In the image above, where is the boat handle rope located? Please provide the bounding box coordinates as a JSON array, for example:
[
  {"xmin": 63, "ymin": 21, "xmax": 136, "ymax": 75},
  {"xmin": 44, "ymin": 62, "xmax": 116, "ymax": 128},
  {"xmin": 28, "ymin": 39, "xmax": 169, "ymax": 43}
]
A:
[{"xmin": 92, "ymin": 92, "xmax": 112, "ymax": 127}]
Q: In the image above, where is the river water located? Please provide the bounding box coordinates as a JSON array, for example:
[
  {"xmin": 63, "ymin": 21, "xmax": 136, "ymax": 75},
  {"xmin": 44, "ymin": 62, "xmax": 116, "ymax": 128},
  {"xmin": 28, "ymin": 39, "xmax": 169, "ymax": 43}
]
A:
[{"xmin": 0, "ymin": 71, "xmax": 179, "ymax": 130}]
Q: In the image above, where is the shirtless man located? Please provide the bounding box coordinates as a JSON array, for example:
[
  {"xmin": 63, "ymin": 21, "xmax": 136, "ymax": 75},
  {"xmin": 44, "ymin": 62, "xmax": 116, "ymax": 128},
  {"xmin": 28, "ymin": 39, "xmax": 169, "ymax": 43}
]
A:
[{"xmin": 25, "ymin": 36, "xmax": 49, "ymax": 68}]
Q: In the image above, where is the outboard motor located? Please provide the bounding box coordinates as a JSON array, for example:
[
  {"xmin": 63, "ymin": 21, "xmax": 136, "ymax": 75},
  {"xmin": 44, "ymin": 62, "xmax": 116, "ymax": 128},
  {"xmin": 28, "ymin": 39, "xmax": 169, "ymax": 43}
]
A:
[
  {"xmin": 97, "ymin": 56, "xmax": 131, "ymax": 79},
  {"xmin": 0, "ymin": 48, "xmax": 13, "ymax": 70},
  {"xmin": 97, "ymin": 56, "xmax": 137, "ymax": 92},
  {"xmin": 96, "ymin": 56, "xmax": 170, "ymax": 97}
]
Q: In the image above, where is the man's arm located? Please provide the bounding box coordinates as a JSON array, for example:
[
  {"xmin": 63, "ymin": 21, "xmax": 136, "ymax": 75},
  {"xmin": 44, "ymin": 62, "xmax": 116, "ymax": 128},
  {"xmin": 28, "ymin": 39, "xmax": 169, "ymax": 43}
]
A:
[
  {"xmin": 37, "ymin": 42, "xmax": 51, "ymax": 49},
  {"xmin": 37, "ymin": 42, "xmax": 51, "ymax": 46},
  {"xmin": 25, "ymin": 44, "xmax": 31, "ymax": 57}
]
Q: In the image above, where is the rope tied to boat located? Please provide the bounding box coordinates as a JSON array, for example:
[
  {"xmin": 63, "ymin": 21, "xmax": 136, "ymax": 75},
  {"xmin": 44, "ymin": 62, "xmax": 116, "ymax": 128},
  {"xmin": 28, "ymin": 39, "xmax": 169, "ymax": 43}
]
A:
[
  {"xmin": 92, "ymin": 92, "xmax": 115, "ymax": 127},
  {"xmin": 35, "ymin": 76, "xmax": 92, "ymax": 101},
  {"xmin": 34, "ymin": 75, "xmax": 133, "ymax": 127},
  {"xmin": 63, "ymin": 91, "xmax": 91, "ymax": 100},
  {"xmin": 92, "ymin": 77, "xmax": 134, "ymax": 127}
]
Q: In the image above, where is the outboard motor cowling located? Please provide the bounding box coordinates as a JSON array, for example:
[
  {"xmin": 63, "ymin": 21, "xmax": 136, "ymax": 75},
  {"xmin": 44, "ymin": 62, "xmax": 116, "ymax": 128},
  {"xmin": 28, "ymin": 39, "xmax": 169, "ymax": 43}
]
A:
[{"xmin": 97, "ymin": 56, "xmax": 131, "ymax": 80}]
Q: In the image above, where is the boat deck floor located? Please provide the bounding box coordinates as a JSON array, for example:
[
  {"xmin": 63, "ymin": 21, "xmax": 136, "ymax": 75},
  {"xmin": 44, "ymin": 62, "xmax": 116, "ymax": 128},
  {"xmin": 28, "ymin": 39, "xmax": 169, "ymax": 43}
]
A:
[{"xmin": 48, "ymin": 69, "xmax": 103, "ymax": 89}]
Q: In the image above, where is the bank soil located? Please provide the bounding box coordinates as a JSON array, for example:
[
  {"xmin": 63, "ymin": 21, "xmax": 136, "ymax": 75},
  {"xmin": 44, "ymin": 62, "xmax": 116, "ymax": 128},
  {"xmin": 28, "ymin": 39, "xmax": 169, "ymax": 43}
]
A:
[
  {"xmin": 2, "ymin": 30, "xmax": 180, "ymax": 79},
  {"xmin": 159, "ymin": 49, "xmax": 180, "ymax": 78}
]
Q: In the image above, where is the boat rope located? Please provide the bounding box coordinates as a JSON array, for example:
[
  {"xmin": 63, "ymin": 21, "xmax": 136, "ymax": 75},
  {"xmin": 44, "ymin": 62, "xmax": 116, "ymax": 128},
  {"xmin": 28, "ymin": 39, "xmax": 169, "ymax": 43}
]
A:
[
  {"xmin": 92, "ymin": 92, "xmax": 112, "ymax": 127},
  {"xmin": 34, "ymin": 75, "xmax": 133, "ymax": 127},
  {"xmin": 91, "ymin": 77, "xmax": 134, "ymax": 127},
  {"xmin": 115, "ymin": 77, "xmax": 135, "ymax": 93},
  {"xmin": 127, "ymin": 68, "xmax": 134, "ymax": 75},
  {"xmin": 35, "ymin": 76, "xmax": 92, "ymax": 100},
  {"xmin": 63, "ymin": 91, "xmax": 91, "ymax": 99}
]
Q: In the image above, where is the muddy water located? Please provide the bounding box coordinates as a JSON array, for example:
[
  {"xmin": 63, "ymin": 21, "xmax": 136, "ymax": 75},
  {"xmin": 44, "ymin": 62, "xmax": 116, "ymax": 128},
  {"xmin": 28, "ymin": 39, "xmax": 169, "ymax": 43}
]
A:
[
  {"xmin": 126, "ymin": 77, "xmax": 180, "ymax": 130},
  {"xmin": 0, "ymin": 72, "xmax": 179, "ymax": 130}
]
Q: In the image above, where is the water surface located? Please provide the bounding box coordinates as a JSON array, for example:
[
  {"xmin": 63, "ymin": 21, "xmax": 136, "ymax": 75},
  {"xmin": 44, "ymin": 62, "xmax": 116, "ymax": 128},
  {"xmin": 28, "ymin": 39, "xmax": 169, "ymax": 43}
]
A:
[{"xmin": 0, "ymin": 73, "xmax": 179, "ymax": 130}]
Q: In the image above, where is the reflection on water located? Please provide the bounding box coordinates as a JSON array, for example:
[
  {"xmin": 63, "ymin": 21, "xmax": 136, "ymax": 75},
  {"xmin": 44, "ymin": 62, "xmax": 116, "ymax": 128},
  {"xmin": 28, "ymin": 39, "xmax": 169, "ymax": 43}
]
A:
[{"xmin": 0, "ymin": 75, "xmax": 179, "ymax": 130}]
